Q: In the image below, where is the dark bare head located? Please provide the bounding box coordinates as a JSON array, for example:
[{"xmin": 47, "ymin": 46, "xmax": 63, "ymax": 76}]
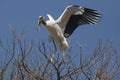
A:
[{"xmin": 37, "ymin": 16, "xmax": 46, "ymax": 31}]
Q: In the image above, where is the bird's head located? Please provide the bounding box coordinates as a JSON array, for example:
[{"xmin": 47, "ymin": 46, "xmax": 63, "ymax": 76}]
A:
[{"xmin": 37, "ymin": 16, "xmax": 44, "ymax": 31}]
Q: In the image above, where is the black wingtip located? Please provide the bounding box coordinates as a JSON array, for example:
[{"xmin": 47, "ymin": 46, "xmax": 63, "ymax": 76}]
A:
[
  {"xmin": 83, "ymin": 7, "xmax": 101, "ymax": 24},
  {"xmin": 72, "ymin": 5, "xmax": 80, "ymax": 7}
]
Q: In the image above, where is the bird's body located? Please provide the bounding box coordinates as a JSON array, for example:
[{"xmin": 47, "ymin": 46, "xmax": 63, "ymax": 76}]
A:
[
  {"xmin": 45, "ymin": 14, "xmax": 69, "ymax": 51},
  {"xmin": 38, "ymin": 5, "xmax": 101, "ymax": 52}
]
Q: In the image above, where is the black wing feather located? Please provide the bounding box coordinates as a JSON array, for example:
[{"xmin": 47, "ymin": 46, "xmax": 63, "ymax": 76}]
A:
[
  {"xmin": 64, "ymin": 7, "xmax": 101, "ymax": 38},
  {"xmin": 64, "ymin": 15, "xmax": 82, "ymax": 38}
]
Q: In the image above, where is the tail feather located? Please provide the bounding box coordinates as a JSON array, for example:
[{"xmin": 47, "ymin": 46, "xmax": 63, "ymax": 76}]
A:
[{"xmin": 57, "ymin": 39, "xmax": 69, "ymax": 52}]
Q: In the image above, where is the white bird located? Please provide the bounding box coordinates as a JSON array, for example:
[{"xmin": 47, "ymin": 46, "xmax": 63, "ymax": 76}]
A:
[{"xmin": 37, "ymin": 5, "xmax": 101, "ymax": 52}]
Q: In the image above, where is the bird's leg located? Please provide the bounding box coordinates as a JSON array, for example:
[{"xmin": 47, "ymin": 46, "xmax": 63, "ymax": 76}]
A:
[
  {"xmin": 59, "ymin": 39, "xmax": 63, "ymax": 50},
  {"xmin": 52, "ymin": 39, "xmax": 57, "ymax": 52},
  {"xmin": 62, "ymin": 52, "xmax": 66, "ymax": 63}
]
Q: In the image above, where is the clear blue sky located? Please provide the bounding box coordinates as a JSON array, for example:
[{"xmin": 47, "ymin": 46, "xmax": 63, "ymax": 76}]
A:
[
  {"xmin": 0, "ymin": 0, "xmax": 120, "ymax": 79},
  {"xmin": 0, "ymin": 0, "xmax": 120, "ymax": 47}
]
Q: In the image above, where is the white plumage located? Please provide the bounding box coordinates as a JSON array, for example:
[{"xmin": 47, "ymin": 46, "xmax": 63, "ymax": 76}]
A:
[{"xmin": 37, "ymin": 5, "xmax": 101, "ymax": 52}]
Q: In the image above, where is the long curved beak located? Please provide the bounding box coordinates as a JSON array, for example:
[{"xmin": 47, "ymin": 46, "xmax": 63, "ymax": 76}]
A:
[{"xmin": 37, "ymin": 20, "xmax": 41, "ymax": 31}]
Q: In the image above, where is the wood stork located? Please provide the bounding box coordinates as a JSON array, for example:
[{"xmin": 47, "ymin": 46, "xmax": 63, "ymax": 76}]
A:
[{"xmin": 37, "ymin": 5, "xmax": 101, "ymax": 52}]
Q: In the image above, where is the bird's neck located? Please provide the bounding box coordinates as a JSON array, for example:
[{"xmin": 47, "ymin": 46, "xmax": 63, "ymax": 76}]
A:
[{"xmin": 42, "ymin": 18, "xmax": 46, "ymax": 25}]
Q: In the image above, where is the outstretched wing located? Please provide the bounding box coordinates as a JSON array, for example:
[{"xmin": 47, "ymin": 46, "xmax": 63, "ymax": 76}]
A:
[{"xmin": 57, "ymin": 5, "xmax": 101, "ymax": 38}]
